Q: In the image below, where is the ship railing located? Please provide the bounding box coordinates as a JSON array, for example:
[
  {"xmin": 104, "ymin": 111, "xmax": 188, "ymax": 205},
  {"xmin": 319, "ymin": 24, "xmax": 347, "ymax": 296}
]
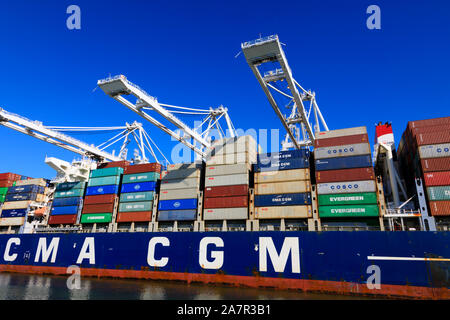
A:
[
  {"xmin": 385, "ymin": 208, "xmax": 421, "ymax": 216},
  {"xmin": 241, "ymin": 35, "xmax": 278, "ymax": 48}
]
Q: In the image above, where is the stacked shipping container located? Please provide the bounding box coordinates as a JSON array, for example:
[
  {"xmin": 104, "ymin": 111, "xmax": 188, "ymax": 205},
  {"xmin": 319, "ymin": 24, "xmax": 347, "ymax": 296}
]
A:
[
  {"xmin": 397, "ymin": 117, "xmax": 450, "ymax": 217},
  {"xmin": 49, "ymin": 181, "xmax": 86, "ymax": 225},
  {"xmin": 82, "ymin": 167, "xmax": 122, "ymax": 224},
  {"xmin": 158, "ymin": 163, "xmax": 202, "ymax": 222},
  {"xmin": 314, "ymin": 127, "xmax": 380, "ymax": 222},
  {"xmin": 0, "ymin": 178, "xmax": 48, "ymax": 228},
  {"xmin": 254, "ymin": 149, "xmax": 312, "ymax": 220},
  {"xmin": 118, "ymin": 163, "xmax": 161, "ymax": 223},
  {"xmin": 0, "ymin": 173, "xmax": 22, "ymax": 203},
  {"xmin": 203, "ymin": 136, "xmax": 257, "ymax": 222}
]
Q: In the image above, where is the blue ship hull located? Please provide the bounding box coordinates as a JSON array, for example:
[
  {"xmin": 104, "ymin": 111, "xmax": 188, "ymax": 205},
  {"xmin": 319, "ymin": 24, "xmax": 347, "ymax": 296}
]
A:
[{"xmin": 0, "ymin": 231, "xmax": 448, "ymax": 299}]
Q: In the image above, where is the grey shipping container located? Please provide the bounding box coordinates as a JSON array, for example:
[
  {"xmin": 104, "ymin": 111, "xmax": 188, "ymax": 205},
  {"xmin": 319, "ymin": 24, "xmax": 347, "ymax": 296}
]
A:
[
  {"xmin": 314, "ymin": 143, "xmax": 371, "ymax": 159},
  {"xmin": 418, "ymin": 143, "xmax": 450, "ymax": 159},
  {"xmin": 317, "ymin": 180, "xmax": 376, "ymax": 195},
  {"xmin": 159, "ymin": 188, "xmax": 199, "ymax": 200},
  {"xmin": 315, "ymin": 126, "xmax": 367, "ymax": 140},
  {"xmin": 205, "ymin": 173, "xmax": 248, "ymax": 187},
  {"xmin": 203, "ymin": 207, "xmax": 248, "ymax": 220},
  {"xmin": 255, "ymin": 168, "xmax": 310, "ymax": 184},
  {"xmin": 205, "ymin": 163, "xmax": 250, "ymax": 177},
  {"xmin": 255, "ymin": 181, "xmax": 310, "ymax": 195},
  {"xmin": 162, "ymin": 168, "xmax": 201, "ymax": 180},
  {"xmin": 160, "ymin": 177, "xmax": 200, "ymax": 190}
]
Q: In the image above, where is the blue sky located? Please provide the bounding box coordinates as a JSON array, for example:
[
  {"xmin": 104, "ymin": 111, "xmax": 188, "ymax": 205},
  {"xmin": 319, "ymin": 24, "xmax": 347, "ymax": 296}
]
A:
[{"xmin": 0, "ymin": 0, "xmax": 449, "ymax": 179}]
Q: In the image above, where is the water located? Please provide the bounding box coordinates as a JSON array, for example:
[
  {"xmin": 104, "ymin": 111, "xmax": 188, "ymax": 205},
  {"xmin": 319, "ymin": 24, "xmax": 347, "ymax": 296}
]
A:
[{"xmin": 0, "ymin": 273, "xmax": 371, "ymax": 300}]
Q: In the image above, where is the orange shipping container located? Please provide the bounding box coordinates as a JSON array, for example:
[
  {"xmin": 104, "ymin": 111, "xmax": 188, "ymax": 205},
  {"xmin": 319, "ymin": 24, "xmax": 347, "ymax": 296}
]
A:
[{"xmin": 429, "ymin": 201, "xmax": 450, "ymax": 216}]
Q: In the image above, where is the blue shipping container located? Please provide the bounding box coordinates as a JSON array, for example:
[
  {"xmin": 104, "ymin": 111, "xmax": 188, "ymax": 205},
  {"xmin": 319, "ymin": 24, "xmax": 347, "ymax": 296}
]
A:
[
  {"xmin": 1, "ymin": 208, "xmax": 28, "ymax": 218},
  {"xmin": 52, "ymin": 197, "xmax": 83, "ymax": 207},
  {"xmin": 51, "ymin": 205, "xmax": 80, "ymax": 215},
  {"xmin": 85, "ymin": 185, "xmax": 119, "ymax": 196},
  {"xmin": 121, "ymin": 181, "xmax": 156, "ymax": 193},
  {"xmin": 5, "ymin": 192, "xmax": 39, "ymax": 202},
  {"xmin": 254, "ymin": 158, "xmax": 309, "ymax": 172},
  {"xmin": 55, "ymin": 182, "xmax": 86, "ymax": 191},
  {"xmin": 157, "ymin": 210, "xmax": 197, "ymax": 221},
  {"xmin": 315, "ymin": 155, "xmax": 372, "ymax": 171},
  {"xmin": 7, "ymin": 185, "xmax": 44, "ymax": 195},
  {"xmin": 158, "ymin": 198, "xmax": 198, "ymax": 211},
  {"xmin": 257, "ymin": 149, "xmax": 310, "ymax": 162},
  {"xmin": 255, "ymin": 193, "xmax": 312, "ymax": 207}
]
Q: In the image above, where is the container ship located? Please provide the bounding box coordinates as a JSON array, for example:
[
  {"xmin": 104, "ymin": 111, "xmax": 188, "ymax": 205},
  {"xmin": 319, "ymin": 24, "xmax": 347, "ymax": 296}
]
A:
[{"xmin": 0, "ymin": 35, "xmax": 448, "ymax": 299}]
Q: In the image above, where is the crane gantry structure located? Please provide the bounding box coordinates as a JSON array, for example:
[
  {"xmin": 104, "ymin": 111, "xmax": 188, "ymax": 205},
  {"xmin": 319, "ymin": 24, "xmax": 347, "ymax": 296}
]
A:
[
  {"xmin": 241, "ymin": 35, "xmax": 328, "ymax": 150},
  {"xmin": 97, "ymin": 75, "xmax": 236, "ymax": 160}
]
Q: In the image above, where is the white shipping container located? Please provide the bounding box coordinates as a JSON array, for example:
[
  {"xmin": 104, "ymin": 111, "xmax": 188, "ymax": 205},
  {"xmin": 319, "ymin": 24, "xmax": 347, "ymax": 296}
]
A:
[
  {"xmin": 255, "ymin": 181, "xmax": 311, "ymax": 195},
  {"xmin": 15, "ymin": 178, "xmax": 47, "ymax": 187},
  {"xmin": 255, "ymin": 168, "xmax": 310, "ymax": 183},
  {"xmin": 418, "ymin": 143, "xmax": 450, "ymax": 159},
  {"xmin": 160, "ymin": 177, "xmax": 200, "ymax": 190},
  {"xmin": 315, "ymin": 126, "xmax": 367, "ymax": 140},
  {"xmin": 0, "ymin": 217, "xmax": 25, "ymax": 226},
  {"xmin": 203, "ymin": 207, "xmax": 248, "ymax": 220},
  {"xmin": 205, "ymin": 163, "xmax": 251, "ymax": 177},
  {"xmin": 159, "ymin": 188, "xmax": 199, "ymax": 200},
  {"xmin": 317, "ymin": 180, "xmax": 376, "ymax": 195},
  {"xmin": 166, "ymin": 162, "xmax": 203, "ymax": 171},
  {"xmin": 205, "ymin": 151, "xmax": 257, "ymax": 165},
  {"xmin": 161, "ymin": 168, "xmax": 201, "ymax": 181},
  {"xmin": 255, "ymin": 205, "xmax": 312, "ymax": 219},
  {"xmin": 314, "ymin": 143, "xmax": 371, "ymax": 159},
  {"xmin": 205, "ymin": 173, "xmax": 249, "ymax": 187},
  {"xmin": 1, "ymin": 201, "xmax": 32, "ymax": 210}
]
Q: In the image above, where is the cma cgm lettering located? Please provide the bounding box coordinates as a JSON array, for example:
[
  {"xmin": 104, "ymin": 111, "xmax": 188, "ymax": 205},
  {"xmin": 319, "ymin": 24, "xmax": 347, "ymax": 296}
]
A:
[{"xmin": 0, "ymin": 235, "xmax": 300, "ymax": 274}]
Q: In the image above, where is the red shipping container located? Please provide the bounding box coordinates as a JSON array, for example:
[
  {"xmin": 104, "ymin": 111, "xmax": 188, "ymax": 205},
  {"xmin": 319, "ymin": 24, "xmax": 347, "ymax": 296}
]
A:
[
  {"xmin": 314, "ymin": 134, "xmax": 369, "ymax": 148},
  {"xmin": 204, "ymin": 195, "xmax": 248, "ymax": 209},
  {"xmin": 124, "ymin": 163, "xmax": 162, "ymax": 174},
  {"xmin": 428, "ymin": 201, "xmax": 450, "ymax": 216},
  {"xmin": 408, "ymin": 117, "xmax": 450, "ymax": 130},
  {"xmin": 421, "ymin": 157, "xmax": 450, "ymax": 172},
  {"xmin": 0, "ymin": 180, "xmax": 15, "ymax": 188},
  {"xmin": 416, "ymin": 131, "xmax": 450, "ymax": 146},
  {"xmin": 97, "ymin": 160, "xmax": 131, "ymax": 169},
  {"xmin": 204, "ymin": 185, "xmax": 249, "ymax": 198},
  {"xmin": 48, "ymin": 214, "xmax": 78, "ymax": 225},
  {"xmin": 0, "ymin": 173, "xmax": 21, "ymax": 180},
  {"xmin": 116, "ymin": 211, "xmax": 152, "ymax": 222},
  {"xmin": 82, "ymin": 203, "xmax": 115, "ymax": 214},
  {"xmin": 84, "ymin": 194, "xmax": 117, "ymax": 205},
  {"xmin": 423, "ymin": 171, "xmax": 450, "ymax": 187},
  {"xmin": 411, "ymin": 124, "xmax": 449, "ymax": 138},
  {"xmin": 316, "ymin": 167, "xmax": 375, "ymax": 183}
]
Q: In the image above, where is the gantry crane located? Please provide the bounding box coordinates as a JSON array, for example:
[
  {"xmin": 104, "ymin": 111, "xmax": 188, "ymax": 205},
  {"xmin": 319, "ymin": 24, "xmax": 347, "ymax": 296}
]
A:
[
  {"xmin": 241, "ymin": 35, "xmax": 328, "ymax": 150},
  {"xmin": 97, "ymin": 75, "xmax": 236, "ymax": 160}
]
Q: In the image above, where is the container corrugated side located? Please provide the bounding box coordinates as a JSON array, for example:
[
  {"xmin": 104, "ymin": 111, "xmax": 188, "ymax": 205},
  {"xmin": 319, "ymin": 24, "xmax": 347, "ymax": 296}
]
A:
[
  {"xmin": 204, "ymin": 185, "xmax": 248, "ymax": 198},
  {"xmin": 5, "ymin": 193, "xmax": 43, "ymax": 202},
  {"xmin": 319, "ymin": 204, "xmax": 379, "ymax": 218},
  {"xmin": 14, "ymin": 178, "xmax": 47, "ymax": 187},
  {"xmin": 423, "ymin": 171, "xmax": 450, "ymax": 187},
  {"xmin": 318, "ymin": 192, "xmax": 378, "ymax": 206},
  {"xmin": 55, "ymin": 188, "xmax": 85, "ymax": 198},
  {"xmin": 316, "ymin": 167, "xmax": 375, "ymax": 183},
  {"xmin": 55, "ymin": 181, "xmax": 86, "ymax": 191},
  {"xmin": 0, "ymin": 173, "xmax": 21, "ymax": 181},
  {"xmin": 255, "ymin": 193, "xmax": 311, "ymax": 207},
  {"xmin": 87, "ymin": 176, "xmax": 121, "ymax": 187},
  {"xmin": 421, "ymin": 157, "xmax": 450, "ymax": 172},
  {"xmin": 315, "ymin": 126, "xmax": 367, "ymax": 140},
  {"xmin": 124, "ymin": 162, "xmax": 162, "ymax": 174},
  {"xmin": 51, "ymin": 205, "xmax": 80, "ymax": 215},
  {"xmin": 7, "ymin": 185, "xmax": 44, "ymax": 194},
  {"xmin": 52, "ymin": 197, "xmax": 83, "ymax": 207},
  {"xmin": 0, "ymin": 208, "xmax": 28, "ymax": 218},
  {"xmin": 416, "ymin": 131, "xmax": 450, "ymax": 146},
  {"xmin": 157, "ymin": 209, "xmax": 197, "ymax": 221},
  {"xmin": 116, "ymin": 211, "xmax": 152, "ymax": 222},
  {"xmin": 210, "ymin": 135, "xmax": 257, "ymax": 150},
  {"xmin": 158, "ymin": 198, "xmax": 197, "ymax": 211},
  {"xmin": 121, "ymin": 181, "xmax": 157, "ymax": 193},
  {"xmin": 407, "ymin": 117, "xmax": 450, "ymax": 129},
  {"xmin": 255, "ymin": 169, "xmax": 310, "ymax": 184},
  {"xmin": 427, "ymin": 186, "xmax": 450, "ymax": 201},
  {"xmin": 315, "ymin": 155, "xmax": 372, "ymax": 171},
  {"xmin": 205, "ymin": 163, "xmax": 250, "ymax": 177},
  {"xmin": 84, "ymin": 194, "xmax": 117, "ymax": 205},
  {"xmin": 255, "ymin": 205, "xmax": 312, "ymax": 219},
  {"xmin": 119, "ymin": 191, "xmax": 154, "ymax": 203},
  {"xmin": 122, "ymin": 172, "xmax": 159, "ymax": 184},
  {"xmin": 205, "ymin": 151, "xmax": 257, "ymax": 165},
  {"xmin": 314, "ymin": 133, "xmax": 369, "ymax": 148},
  {"xmin": 0, "ymin": 187, "xmax": 8, "ymax": 195},
  {"xmin": 80, "ymin": 213, "xmax": 112, "ymax": 223},
  {"xmin": 2, "ymin": 201, "xmax": 32, "ymax": 210},
  {"xmin": 418, "ymin": 143, "xmax": 450, "ymax": 159},
  {"xmin": 118, "ymin": 201, "xmax": 153, "ymax": 212},
  {"xmin": 82, "ymin": 203, "xmax": 115, "ymax": 214},
  {"xmin": 161, "ymin": 168, "xmax": 200, "ymax": 181},
  {"xmin": 89, "ymin": 167, "xmax": 124, "ymax": 178},
  {"xmin": 48, "ymin": 214, "xmax": 78, "ymax": 225},
  {"xmin": 317, "ymin": 180, "xmax": 377, "ymax": 195},
  {"xmin": 204, "ymin": 196, "xmax": 248, "ymax": 209},
  {"xmin": 0, "ymin": 217, "xmax": 25, "ymax": 226},
  {"xmin": 254, "ymin": 158, "xmax": 309, "ymax": 172},
  {"xmin": 160, "ymin": 177, "xmax": 200, "ymax": 190},
  {"xmin": 166, "ymin": 162, "xmax": 203, "ymax": 171},
  {"xmin": 255, "ymin": 181, "xmax": 310, "ymax": 195},
  {"xmin": 0, "ymin": 180, "xmax": 15, "ymax": 188},
  {"xmin": 203, "ymin": 207, "xmax": 248, "ymax": 220},
  {"xmin": 205, "ymin": 173, "xmax": 248, "ymax": 187},
  {"xmin": 85, "ymin": 185, "xmax": 119, "ymax": 196},
  {"xmin": 428, "ymin": 200, "xmax": 450, "ymax": 216},
  {"xmin": 314, "ymin": 143, "xmax": 371, "ymax": 160},
  {"xmin": 257, "ymin": 149, "xmax": 310, "ymax": 162},
  {"xmin": 97, "ymin": 160, "xmax": 130, "ymax": 169},
  {"xmin": 159, "ymin": 188, "xmax": 198, "ymax": 200}
]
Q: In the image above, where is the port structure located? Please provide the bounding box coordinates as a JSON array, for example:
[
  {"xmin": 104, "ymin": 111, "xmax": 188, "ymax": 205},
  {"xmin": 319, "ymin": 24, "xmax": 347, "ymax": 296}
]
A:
[
  {"xmin": 241, "ymin": 35, "xmax": 328, "ymax": 150},
  {"xmin": 0, "ymin": 108, "xmax": 157, "ymax": 181},
  {"xmin": 97, "ymin": 75, "xmax": 236, "ymax": 160}
]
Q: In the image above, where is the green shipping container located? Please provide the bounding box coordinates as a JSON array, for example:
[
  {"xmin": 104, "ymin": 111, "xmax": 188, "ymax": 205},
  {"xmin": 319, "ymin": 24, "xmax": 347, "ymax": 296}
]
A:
[
  {"xmin": 318, "ymin": 192, "xmax": 378, "ymax": 206},
  {"xmin": 427, "ymin": 186, "xmax": 450, "ymax": 201},
  {"xmin": 54, "ymin": 189, "xmax": 85, "ymax": 198},
  {"xmin": 89, "ymin": 167, "xmax": 123, "ymax": 178},
  {"xmin": 88, "ymin": 176, "xmax": 121, "ymax": 187},
  {"xmin": 81, "ymin": 213, "xmax": 112, "ymax": 223},
  {"xmin": 0, "ymin": 187, "xmax": 8, "ymax": 195},
  {"xmin": 118, "ymin": 201, "xmax": 153, "ymax": 212},
  {"xmin": 319, "ymin": 204, "xmax": 379, "ymax": 218},
  {"xmin": 0, "ymin": 194, "xmax": 5, "ymax": 203},
  {"xmin": 55, "ymin": 181, "xmax": 86, "ymax": 191},
  {"xmin": 122, "ymin": 172, "xmax": 159, "ymax": 184},
  {"xmin": 120, "ymin": 191, "xmax": 154, "ymax": 203}
]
